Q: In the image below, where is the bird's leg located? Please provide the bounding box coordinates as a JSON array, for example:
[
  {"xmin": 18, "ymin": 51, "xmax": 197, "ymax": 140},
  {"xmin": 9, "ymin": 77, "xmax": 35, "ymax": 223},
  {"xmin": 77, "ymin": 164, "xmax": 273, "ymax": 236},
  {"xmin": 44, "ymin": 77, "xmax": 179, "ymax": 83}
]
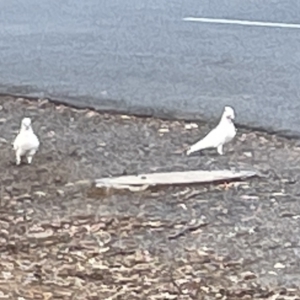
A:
[
  {"xmin": 217, "ymin": 145, "xmax": 224, "ymax": 155},
  {"xmin": 27, "ymin": 155, "xmax": 33, "ymax": 164},
  {"xmin": 15, "ymin": 150, "xmax": 22, "ymax": 165},
  {"xmin": 26, "ymin": 150, "xmax": 36, "ymax": 164},
  {"xmin": 16, "ymin": 155, "xmax": 21, "ymax": 165}
]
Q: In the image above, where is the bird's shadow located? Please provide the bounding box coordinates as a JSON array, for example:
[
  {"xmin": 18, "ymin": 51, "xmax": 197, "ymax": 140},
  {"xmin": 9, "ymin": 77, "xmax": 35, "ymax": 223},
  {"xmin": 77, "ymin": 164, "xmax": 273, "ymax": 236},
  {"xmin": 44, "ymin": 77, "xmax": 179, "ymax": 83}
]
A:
[
  {"xmin": 186, "ymin": 150, "xmax": 221, "ymax": 158},
  {"xmin": 9, "ymin": 156, "xmax": 29, "ymax": 166}
]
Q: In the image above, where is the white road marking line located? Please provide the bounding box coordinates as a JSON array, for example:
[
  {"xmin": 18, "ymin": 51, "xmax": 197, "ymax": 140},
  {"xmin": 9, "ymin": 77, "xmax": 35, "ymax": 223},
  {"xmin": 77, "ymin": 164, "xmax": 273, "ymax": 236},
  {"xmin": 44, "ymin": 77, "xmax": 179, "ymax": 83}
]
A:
[{"xmin": 182, "ymin": 17, "xmax": 300, "ymax": 29}]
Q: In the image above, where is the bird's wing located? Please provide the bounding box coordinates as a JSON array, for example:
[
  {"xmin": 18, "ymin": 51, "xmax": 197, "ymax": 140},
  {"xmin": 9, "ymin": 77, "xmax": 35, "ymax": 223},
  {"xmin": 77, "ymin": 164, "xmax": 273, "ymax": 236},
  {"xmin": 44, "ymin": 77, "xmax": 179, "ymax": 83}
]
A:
[
  {"xmin": 32, "ymin": 134, "xmax": 40, "ymax": 149},
  {"xmin": 194, "ymin": 127, "xmax": 221, "ymax": 149},
  {"xmin": 13, "ymin": 133, "xmax": 21, "ymax": 150},
  {"xmin": 187, "ymin": 127, "xmax": 222, "ymax": 155}
]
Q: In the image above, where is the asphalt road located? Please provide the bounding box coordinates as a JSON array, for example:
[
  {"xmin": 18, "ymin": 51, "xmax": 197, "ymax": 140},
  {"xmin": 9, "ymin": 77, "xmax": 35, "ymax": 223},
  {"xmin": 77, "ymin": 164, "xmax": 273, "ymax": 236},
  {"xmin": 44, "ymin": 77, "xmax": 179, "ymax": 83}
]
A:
[{"xmin": 1, "ymin": 0, "xmax": 300, "ymax": 136}]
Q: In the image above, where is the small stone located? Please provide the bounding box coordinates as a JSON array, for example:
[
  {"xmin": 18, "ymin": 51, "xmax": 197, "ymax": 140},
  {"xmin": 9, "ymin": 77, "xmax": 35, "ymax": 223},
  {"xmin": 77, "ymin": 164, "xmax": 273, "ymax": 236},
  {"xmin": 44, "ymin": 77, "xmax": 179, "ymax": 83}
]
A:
[
  {"xmin": 42, "ymin": 293, "xmax": 53, "ymax": 300},
  {"xmin": 97, "ymin": 142, "xmax": 106, "ymax": 147},
  {"xmin": 56, "ymin": 189, "xmax": 65, "ymax": 196},
  {"xmin": 229, "ymin": 275, "xmax": 239, "ymax": 283},
  {"xmin": 54, "ymin": 176, "xmax": 62, "ymax": 183},
  {"xmin": 5, "ymin": 186, "xmax": 13, "ymax": 193},
  {"xmin": 38, "ymin": 98, "xmax": 49, "ymax": 108},
  {"xmin": 242, "ymin": 295, "xmax": 252, "ymax": 300},
  {"xmin": 74, "ymin": 179, "xmax": 92, "ymax": 187},
  {"xmin": 3, "ymin": 195, "xmax": 11, "ymax": 202},
  {"xmin": 158, "ymin": 128, "xmax": 169, "ymax": 133},
  {"xmin": 26, "ymin": 105, "xmax": 38, "ymax": 110},
  {"xmin": 56, "ymin": 105, "xmax": 67, "ymax": 111},
  {"xmin": 0, "ymin": 291, "xmax": 9, "ymax": 299},
  {"xmin": 243, "ymin": 151, "xmax": 253, "ymax": 157},
  {"xmin": 222, "ymin": 208, "xmax": 228, "ymax": 214},
  {"xmin": 271, "ymin": 191, "xmax": 286, "ymax": 196},
  {"xmin": 0, "ymin": 118, "xmax": 6, "ymax": 124},
  {"xmin": 274, "ymin": 262, "xmax": 285, "ymax": 269},
  {"xmin": 30, "ymin": 224, "xmax": 44, "ymax": 232},
  {"xmin": 120, "ymin": 115, "xmax": 131, "ymax": 120},
  {"xmin": 34, "ymin": 191, "xmax": 47, "ymax": 197},
  {"xmin": 201, "ymin": 286, "xmax": 210, "ymax": 293},
  {"xmin": 259, "ymin": 136, "xmax": 268, "ymax": 143},
  {"xmin": 47, "ymin": 131, "xmax": 55, "ymax": 138},
  {"xmin": 241, "ymin": 271, "xmax": 257, "ymax": 280},
  {"xmin": 239, "ymin": 133, "xmax": 247, "ymax": 142},
  {"xmin": 179, "ymin": 203, "xmax": 187, "ymax": 210},
  {"xmin": 85, "ymin": 111, "xmax": 97, "ymax": 118},
  {"xmin": 240, "ymin": 195, "xmax": 259, "ymax": 200},
  {"xmin": 185, "ymin": 123, "xmax": 198, "ymax": 130},
  {"xmin": 0, "ymin": 137, "xmax": 8, "ymax": 143},
  {"xmin": 268, "ymin": 271, "xmax": 277, "ymax": 275},
  {"xmin": 2, "ymin": 271, "xmax": 13, "ymax": 280},
  {"xmin": 27, "ymin": 229, "xmax": 54, "ymax": 239}
]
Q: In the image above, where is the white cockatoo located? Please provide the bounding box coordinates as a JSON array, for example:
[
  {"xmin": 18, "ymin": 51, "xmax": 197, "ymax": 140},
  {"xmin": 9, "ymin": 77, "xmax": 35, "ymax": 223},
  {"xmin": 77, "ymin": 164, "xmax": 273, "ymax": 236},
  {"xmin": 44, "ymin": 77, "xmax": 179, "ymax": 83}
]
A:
[
  {"xmin": 13, "ymin": 117, "xmax": 40, "ymax": 165},
  {"xmin": 186, "ymin": 106, "xmax": 236, "ymax": 156}
]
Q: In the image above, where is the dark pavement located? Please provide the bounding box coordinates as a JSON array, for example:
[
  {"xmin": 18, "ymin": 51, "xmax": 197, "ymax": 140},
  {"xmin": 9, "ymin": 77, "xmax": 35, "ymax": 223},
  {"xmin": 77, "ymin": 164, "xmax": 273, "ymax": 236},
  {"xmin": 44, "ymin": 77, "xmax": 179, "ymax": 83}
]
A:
[{"xmin": 1, "ymin": 0, "xmax": 300, "ymax": 135}]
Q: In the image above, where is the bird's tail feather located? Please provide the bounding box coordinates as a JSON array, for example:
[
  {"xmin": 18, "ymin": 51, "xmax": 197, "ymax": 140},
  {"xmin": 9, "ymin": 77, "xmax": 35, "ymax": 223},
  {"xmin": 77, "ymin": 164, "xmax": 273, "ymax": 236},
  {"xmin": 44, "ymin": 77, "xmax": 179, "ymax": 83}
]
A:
[
  {"xmin": 186, "ymin": 136, "xmax": 214, "ymax": 155},
  {"xmin": 186, "ymin": 140, "xmax": 204, "ymax": 155}
]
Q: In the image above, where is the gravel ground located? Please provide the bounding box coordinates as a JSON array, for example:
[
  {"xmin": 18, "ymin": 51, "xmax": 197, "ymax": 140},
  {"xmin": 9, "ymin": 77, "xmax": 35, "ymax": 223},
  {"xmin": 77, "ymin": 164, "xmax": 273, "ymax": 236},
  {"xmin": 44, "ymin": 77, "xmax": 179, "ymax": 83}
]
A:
[{"xmin": 1, "ymin": 96, "xmax": 300, "ymax": 299}]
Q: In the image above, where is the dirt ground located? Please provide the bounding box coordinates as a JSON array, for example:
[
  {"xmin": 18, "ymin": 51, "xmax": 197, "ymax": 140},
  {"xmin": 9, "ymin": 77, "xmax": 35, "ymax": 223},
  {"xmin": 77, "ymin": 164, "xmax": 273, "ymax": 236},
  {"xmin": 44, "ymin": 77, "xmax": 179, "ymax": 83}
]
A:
[{"xmin": 1, "ymin": 95, "xmax": 300, "ymax": 299}]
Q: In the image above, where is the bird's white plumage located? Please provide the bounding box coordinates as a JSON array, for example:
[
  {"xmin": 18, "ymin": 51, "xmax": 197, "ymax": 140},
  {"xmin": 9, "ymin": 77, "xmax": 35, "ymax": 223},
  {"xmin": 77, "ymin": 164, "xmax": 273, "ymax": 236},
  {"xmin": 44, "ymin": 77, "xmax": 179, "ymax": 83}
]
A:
[
  {"xmin": 186, "ymin": 106, "xmax": 236, "ymax": 156},
  {"xmin": 13, "ymin": 117, "xmax": 40, "ymax": 165}
]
